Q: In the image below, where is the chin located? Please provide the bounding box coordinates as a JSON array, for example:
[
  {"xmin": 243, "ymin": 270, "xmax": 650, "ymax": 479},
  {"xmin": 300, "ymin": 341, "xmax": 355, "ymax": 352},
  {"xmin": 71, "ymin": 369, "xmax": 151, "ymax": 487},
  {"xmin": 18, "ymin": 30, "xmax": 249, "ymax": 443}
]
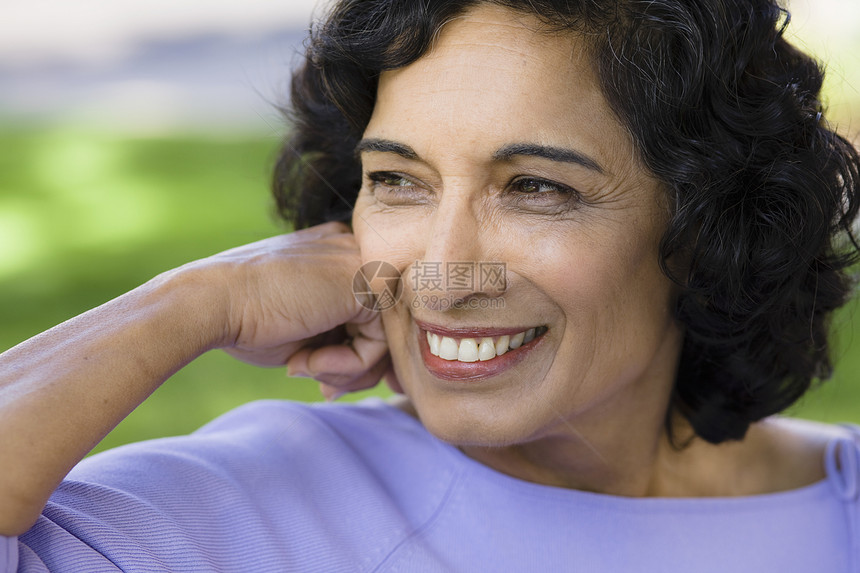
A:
[{"xmin": 402, "ymin": 385, "xmax": 555, "ymax": 448}]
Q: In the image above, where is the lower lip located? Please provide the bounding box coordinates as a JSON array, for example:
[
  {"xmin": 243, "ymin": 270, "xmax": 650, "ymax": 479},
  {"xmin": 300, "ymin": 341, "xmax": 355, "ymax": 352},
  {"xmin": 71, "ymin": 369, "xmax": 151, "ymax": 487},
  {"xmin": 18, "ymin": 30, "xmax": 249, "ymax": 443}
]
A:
[{"xmin": 418, "ymin": 328, "xmax": 545, "ymax": 382}]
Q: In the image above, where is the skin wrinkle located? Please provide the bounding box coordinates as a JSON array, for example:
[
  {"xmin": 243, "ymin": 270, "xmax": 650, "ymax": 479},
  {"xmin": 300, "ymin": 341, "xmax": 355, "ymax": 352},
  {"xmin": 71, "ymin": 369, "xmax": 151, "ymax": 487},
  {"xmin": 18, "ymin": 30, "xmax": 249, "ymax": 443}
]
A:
[
  {"xmin": 360, "ymin": 138, "xmax": 609, "ymax": 200},
  {"xmin": 354, "ymin": 4, "xmax": 687, "ymax": 494},
  {"xmin": 367, "ymin": 68, "xmax": 634, "ymax": 210},
  {"xmin": 256, "ymin": 0, "xmax": 860, "ymax": 495},
  {"xmin": 348, "ymin": 3, "xmax": 836, "ymax": 496}
]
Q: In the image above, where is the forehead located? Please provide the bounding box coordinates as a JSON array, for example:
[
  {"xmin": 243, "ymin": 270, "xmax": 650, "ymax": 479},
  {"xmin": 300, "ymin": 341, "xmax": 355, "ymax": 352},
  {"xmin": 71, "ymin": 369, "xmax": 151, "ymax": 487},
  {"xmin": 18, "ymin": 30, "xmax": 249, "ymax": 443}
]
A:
[{"xmin": 365, "ymin": 4, "xmax": 635, "ymax": 170}]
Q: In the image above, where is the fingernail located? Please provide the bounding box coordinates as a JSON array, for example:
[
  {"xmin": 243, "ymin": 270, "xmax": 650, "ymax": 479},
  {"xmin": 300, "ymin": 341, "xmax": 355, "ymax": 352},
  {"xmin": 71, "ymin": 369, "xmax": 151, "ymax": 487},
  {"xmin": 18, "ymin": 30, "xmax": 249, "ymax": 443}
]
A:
[{"xmin": 286, "ymin": 367, "xmax": 311, "ymax": 378}]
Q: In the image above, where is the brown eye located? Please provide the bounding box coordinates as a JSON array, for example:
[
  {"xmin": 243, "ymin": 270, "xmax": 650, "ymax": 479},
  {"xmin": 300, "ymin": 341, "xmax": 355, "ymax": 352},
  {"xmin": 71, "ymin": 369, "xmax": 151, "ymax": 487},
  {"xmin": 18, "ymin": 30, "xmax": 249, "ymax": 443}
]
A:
[
  {"xmin": 512, "ymin": 177, "xmax": 573, "ymax": 196},
  {"xmin": 365, "ymin": 171, "xmax": 432, "ymax": 206},
  {"xmin": 505, "ymin": 176, "xmax": 583, "ymax": 213},
  {"xmin": 368, "ymin": 172, "xmax": 414, "ymax": 188}
]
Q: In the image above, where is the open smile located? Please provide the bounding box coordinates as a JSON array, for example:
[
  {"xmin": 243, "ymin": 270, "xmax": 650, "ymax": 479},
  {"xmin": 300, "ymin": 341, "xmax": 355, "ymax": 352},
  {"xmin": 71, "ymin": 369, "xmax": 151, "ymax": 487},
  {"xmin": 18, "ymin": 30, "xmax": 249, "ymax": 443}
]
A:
[{"xmin": 416, "ymin": 321, "xmax": 549, "ymax": 381}]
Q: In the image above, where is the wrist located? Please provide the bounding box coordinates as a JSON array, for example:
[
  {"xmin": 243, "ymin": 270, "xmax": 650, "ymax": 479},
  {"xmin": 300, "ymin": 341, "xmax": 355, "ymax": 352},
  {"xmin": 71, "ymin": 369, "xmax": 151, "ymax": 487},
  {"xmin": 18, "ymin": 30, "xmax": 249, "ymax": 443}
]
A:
[{"xmin": 142, "ymin": 262, "xmax": 234, "ymax": 354}]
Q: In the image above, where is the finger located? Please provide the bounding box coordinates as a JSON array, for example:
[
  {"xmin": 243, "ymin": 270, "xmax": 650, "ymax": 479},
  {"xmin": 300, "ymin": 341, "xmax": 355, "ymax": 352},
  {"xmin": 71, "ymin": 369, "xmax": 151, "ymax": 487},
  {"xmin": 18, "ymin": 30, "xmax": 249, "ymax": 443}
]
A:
[
  {"xmin": 314, "ymin": 358, "xmax": 387, "ymax": 390},
  {"xmin": 312, "ymin": 352, "xmax": 390, "ymax": 388},
  {"xmin": 307, "ymin": 337, "xmax": 388, "ymax": 374},
  {"xmin": 288, "ymin": 321, "xmax": 388, "ymax": 377},
  {"xmin": 319, "ymin": 383, "xmax": 343, "ymax": 401},
  {"xmin": 383, "ymin": 363, "xmax": 405, "ymax": 394},
  {"xmin": 282, "ymin": 327, "xmax": 351, "ymax": 375},
  {"xmin": 318, "ymin": 355, "xmax": 392, "ymax": 399},
  {"xmin": 285, "ymin": 347, "xmax": 314, "ymax": 378},
  {"xmin": 344, "ymin": 356, "xmax": 392, "ymax": 390},
  {"xmin": 285, "ymin": 337, "xmax": 387, "ymax": 382},
  {"xmin": 348, "ymin": 313, "xmax": 387, "ymax": 343}
]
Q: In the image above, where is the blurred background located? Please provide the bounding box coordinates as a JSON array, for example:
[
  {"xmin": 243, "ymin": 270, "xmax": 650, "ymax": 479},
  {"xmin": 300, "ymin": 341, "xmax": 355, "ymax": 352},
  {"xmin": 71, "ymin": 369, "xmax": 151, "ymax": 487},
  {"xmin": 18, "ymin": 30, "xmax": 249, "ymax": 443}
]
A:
[{"xmin": 1, "ymin": 0, "xmax": 858, "ymax": 454}]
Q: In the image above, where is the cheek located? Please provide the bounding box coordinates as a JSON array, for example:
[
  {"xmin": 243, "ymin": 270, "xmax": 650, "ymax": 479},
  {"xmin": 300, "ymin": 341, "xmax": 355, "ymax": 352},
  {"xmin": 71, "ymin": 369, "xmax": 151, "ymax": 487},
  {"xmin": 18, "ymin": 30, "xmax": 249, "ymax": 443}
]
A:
[
  {"xmin": 530, "ymin": 221, "xmax": 672, "ymax": 343},
  {"xmin": 352, "ymin": 197, "xmax": 419, "ymax": 268},
  {"xmin": 352, "ymin": 199, "xmax": 433, "ymax": 320},
  {"xmin": 512, "ymin": 226, "xmax": 608, "ymax": 299}
]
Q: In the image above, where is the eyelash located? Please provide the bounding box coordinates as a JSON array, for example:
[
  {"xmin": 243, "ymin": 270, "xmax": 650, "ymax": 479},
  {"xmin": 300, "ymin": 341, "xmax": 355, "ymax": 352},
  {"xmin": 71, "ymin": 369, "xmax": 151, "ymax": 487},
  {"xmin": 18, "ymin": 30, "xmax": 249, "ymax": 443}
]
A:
[
  {"xmin": 508, "ymin": 177, "xmax": 577, "ymax": 198},
  {"xmin": 367, "ymin": 171, "xmax": 415, "ymax": 189},
  {"xmin": 365, "ymin": 171, "xmax": 581, "ymax": 209}
]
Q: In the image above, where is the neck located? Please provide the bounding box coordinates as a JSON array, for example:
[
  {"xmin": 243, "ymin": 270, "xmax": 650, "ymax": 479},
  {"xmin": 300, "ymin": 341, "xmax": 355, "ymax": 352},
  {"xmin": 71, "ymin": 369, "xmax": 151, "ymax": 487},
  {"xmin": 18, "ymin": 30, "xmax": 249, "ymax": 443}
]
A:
[
  {"xmin": 457, "ymin": 328, "xmax": 700, "ymax": 497},
  {"xmin": 392, "ymin": 365, "xmax": 829, "ymax": 498},
  {"xmin": 459, "ymin": 393, "xmax": 686, "ymax": 497},
  {"xmin": 457, "ymin": 406, "xmax": 826, "ymax": 498}
]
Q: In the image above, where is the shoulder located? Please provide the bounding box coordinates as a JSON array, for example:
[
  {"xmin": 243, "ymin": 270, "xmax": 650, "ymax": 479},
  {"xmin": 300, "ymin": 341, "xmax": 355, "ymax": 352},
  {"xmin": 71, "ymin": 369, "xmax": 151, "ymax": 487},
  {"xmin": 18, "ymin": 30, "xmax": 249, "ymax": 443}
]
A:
[
  {"xmin": 195, "ymin": 397, "xmax": 442, "ymax": 468},
  {"xmin": 70, "ymin": 398, "xmax": 449, "ymax": 491},
  {"xmin": 761, "ymin": 416, "xmax": 854, "ymax": 442},
  {"xmin": 744, "ymin": 417, "xmax": 860, "ymax": 496},
  {"xmin": 18, "ymin": 400, "xmax": 461, "ymax": 571}
]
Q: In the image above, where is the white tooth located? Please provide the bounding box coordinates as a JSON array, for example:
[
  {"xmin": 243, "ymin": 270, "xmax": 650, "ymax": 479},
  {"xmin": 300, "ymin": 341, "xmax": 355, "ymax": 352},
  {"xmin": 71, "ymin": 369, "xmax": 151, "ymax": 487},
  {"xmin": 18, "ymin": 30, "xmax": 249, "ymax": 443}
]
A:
[
  {"xmin": 523, "ymin": 328, "xmax": 535, "ymax": 343},
  {"xmin": 439, "ymin": 336, "xmax": 459, "ymax": 361},
  {"xmin": 457, "ymin": 338, "xmax": 479, "ymax": 363},
  {"xmin": 495, "ymin": 335, "xmax": 510, "ymax": 357},
  {"xmin": 428, "ymin": 332, "xmax": 440, "ymax": 356},
  {"xmin": 509, "ymin": 331, "xmax": 525, "ymax": 349},
  {"xmin": 478, "ymin": 337, "xmax": 496, "ymax": 361}
]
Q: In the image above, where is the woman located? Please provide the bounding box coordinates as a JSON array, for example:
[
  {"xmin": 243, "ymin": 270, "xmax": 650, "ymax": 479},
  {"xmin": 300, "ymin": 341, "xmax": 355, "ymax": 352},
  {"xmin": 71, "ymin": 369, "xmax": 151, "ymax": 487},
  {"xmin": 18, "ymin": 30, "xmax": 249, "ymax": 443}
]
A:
[{"xmin": 2, "ymin": 0, "xmax": 860, "ymax": 571}]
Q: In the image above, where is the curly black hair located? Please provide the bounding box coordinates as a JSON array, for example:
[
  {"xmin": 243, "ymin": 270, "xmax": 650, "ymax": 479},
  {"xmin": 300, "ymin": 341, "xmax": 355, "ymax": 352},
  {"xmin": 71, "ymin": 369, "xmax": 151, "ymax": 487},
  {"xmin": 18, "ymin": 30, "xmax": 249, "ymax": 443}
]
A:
[{"xmin": 272, "ymin": 0, "xmax": 860, "ymax": 444}]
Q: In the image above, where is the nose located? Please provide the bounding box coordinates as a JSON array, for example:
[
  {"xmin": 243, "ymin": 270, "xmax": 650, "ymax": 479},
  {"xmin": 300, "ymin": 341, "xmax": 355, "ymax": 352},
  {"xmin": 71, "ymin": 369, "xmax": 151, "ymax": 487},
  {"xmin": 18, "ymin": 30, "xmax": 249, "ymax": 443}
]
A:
[{"xmin": 411, "ymin": 190, "xmax": 507, "ymax": 309}]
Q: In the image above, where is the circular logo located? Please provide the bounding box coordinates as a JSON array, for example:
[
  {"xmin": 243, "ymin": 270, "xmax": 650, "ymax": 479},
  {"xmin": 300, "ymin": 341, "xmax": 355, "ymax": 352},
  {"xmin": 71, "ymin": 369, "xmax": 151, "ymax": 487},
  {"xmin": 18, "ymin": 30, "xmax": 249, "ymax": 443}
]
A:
[{"xmin": 352, "ymin": 261, "xmax": 401, "ymax": 311}]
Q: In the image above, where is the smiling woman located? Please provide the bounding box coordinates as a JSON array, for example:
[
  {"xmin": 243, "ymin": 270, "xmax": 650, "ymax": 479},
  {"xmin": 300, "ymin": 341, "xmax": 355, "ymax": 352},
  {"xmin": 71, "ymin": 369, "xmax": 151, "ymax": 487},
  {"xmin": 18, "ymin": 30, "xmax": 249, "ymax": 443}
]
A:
[
  {"xmin": 2, "ymin": 0, "xmax": 860, "ymax": 572},
  {"xmin": 352, "ymin": 12, "xmax": 680, "ymax": 478}
]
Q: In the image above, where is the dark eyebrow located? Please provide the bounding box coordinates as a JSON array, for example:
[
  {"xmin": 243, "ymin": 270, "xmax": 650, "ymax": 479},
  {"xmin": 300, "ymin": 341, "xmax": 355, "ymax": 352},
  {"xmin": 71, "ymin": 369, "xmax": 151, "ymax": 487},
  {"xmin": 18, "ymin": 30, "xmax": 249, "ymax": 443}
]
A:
[
  {"xmin": 355, "ymin": 138, "xmax": 419, "ymax": 160},
  {"xmin": 493, "ymin": 143, "xmax": 605, "ymax": 174},
  {"xmin": 356, "ymin": 138, "xmax": 605, "ymax": 174}
]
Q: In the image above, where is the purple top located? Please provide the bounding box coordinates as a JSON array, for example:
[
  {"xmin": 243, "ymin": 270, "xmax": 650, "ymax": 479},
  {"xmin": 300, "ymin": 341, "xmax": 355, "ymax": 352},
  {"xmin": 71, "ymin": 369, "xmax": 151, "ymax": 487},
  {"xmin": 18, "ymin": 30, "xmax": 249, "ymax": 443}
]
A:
[{"xmin": 4, "ymin": 399, "xmax": 860, "ymax": 572}]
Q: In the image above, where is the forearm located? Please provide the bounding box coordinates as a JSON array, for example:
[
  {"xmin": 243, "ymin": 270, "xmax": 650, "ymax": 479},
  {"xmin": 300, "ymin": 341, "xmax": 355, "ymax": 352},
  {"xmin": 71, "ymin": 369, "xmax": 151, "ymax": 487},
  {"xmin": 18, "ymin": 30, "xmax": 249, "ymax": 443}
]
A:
[
  {"xmin": 0, "ymin": 267, "xmax": 225, "ymax": 535},
  {"xmin": 0, "ymin": 224, "xmax": 384, "ymax": 536}
]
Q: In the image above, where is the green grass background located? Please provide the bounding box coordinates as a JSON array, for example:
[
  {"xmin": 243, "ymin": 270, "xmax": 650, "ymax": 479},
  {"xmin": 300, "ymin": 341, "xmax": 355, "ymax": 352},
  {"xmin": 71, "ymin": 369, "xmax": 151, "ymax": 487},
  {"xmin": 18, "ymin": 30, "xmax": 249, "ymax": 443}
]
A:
[
  {"xmin": 0, "ymin": 129, "xmax": 392, "ymax": 455},
  {"xmin": 1, "ymin": 16, "xmax": 859, "ymax": 453},
  {"xmin": 1, "ymin": 127, "xmax": 858, "ymax": 457}
]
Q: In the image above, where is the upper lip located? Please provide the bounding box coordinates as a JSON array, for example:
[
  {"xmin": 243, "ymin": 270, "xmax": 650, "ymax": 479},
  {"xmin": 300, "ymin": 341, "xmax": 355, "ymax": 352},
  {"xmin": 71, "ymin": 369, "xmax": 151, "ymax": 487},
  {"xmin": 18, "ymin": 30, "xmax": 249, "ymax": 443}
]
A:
[{"xmin": 415, "ymin": 319, "xmax": 542, "ymax": 338}]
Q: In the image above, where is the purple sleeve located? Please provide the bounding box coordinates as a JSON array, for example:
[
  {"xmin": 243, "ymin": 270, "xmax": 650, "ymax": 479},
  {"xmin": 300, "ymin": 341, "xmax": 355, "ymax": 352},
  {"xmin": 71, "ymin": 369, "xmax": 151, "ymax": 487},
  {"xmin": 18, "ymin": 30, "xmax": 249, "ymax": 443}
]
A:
[
  {"xmin": 1, "ymin": 536, "xmax": 18, "ymax": 573},
  {"xmin": 11, "ymin": 400, "xmax": 458, "ymax": 572}
]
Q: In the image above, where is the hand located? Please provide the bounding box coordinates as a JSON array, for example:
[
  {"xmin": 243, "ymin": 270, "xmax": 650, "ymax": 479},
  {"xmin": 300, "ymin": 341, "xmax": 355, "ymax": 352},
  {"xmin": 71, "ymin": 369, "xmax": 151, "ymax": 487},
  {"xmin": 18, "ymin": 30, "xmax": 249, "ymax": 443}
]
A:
[
  {"xmin": 195, "ymin": 221, "xmax": 396, "ymax": 398},
  {"xmin": 0, "ymin": 222, "xmax": 400, "ymax": 535}
]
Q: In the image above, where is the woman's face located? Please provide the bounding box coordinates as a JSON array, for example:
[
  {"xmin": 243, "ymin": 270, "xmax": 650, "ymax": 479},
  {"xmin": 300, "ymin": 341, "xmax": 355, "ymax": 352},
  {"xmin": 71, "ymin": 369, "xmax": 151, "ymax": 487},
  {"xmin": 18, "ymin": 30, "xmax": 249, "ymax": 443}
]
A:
[{"xmin": 353, "ymin": 4, "xmax": 683, "ymax": 447}]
